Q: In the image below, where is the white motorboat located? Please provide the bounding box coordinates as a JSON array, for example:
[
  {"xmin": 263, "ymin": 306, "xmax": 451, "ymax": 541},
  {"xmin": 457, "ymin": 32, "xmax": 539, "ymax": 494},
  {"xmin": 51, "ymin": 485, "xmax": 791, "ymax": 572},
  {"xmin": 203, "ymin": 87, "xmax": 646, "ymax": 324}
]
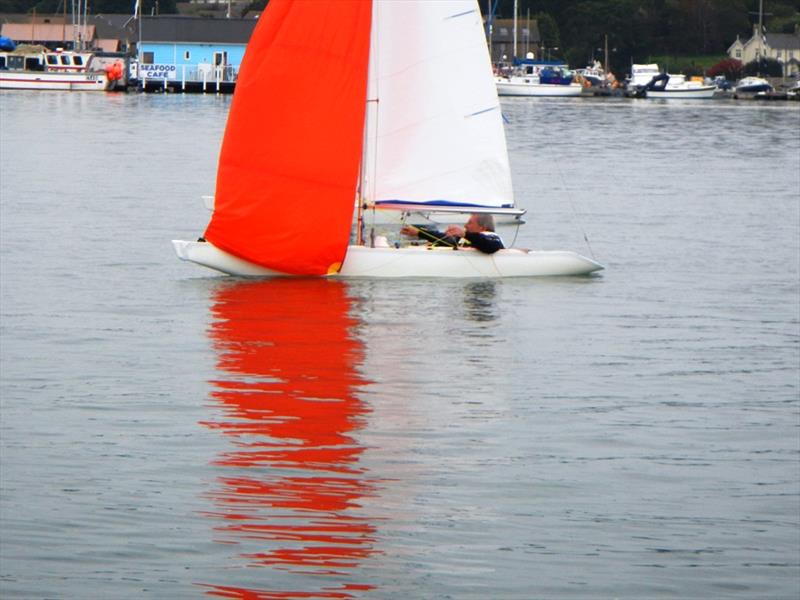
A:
[
  {"xmin": 644, "ymin": 73, "xmax": 717, "ymax": 99},
  {"xmin": 0, "ymin": 46, "xmax": 119, "ymax": 91},
  {"xmin": 627, "ymin": 63, "xmax": 661, "ymax": 93},
  {"xmin": 496, "ymin": 63, "xmax": 582, "ymax": 97},
  {"xmin": 735, "ymin": 76, "xmax": 773, "ymax": 94},
  {"xmin": 495, "ymin": 74, "xmax": 583, "ymax": 97},
  {"xmin": 173, "ymin": 0, "xmax": 603, "ymax": 279}
]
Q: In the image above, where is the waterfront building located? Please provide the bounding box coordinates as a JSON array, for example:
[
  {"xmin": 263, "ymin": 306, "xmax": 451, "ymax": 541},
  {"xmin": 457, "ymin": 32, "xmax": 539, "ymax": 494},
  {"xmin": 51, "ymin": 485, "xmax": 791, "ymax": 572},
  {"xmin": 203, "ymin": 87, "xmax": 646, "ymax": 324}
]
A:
[
  {"xmin": 485, "ymin": 18, "xmax": 542, "ymax": 63},
  {"xmin": 728, "ymin": 25, "xmax": 800, "ymax": 77},
  {"xmin": 137, "ymin": 15, "xmax": 257, "ymax": 88},
  {"xmin": 0, "ymin": 13, "xmax": 135, "ymax": 53}
]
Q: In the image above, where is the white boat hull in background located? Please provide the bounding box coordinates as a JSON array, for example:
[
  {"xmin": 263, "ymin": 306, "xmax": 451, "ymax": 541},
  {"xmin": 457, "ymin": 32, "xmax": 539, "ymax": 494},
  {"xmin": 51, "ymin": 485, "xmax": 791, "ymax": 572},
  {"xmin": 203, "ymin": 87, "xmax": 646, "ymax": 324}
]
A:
[
  {"xmin": 496, "ymin": 77, "xmax": 583, "ymax": 97},
  {"xmin": 647, "ymin": 85, "xmax": 716, "ymax": 99},
  {"xmin": 172, "ymin": 240, "xmax": 604, "ymax": 278},
  {"xmin": 0, "ymin": 70, "xmax": 111, "ymax": 91}
]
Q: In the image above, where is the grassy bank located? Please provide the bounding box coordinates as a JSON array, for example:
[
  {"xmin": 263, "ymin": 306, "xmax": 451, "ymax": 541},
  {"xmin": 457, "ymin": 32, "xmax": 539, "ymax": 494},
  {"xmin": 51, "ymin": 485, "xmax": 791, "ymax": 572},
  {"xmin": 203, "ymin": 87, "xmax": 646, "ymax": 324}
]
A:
[{"xmin": 644, "ymin": 55, "xmax": 727, "ymax": 75}]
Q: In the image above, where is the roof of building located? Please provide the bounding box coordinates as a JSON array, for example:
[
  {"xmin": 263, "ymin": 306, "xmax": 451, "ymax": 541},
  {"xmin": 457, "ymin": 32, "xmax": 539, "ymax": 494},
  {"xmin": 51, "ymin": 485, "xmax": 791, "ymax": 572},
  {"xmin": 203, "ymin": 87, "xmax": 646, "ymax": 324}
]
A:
[
  {"xmin": 1, "ymin": 22, "xmax": 96, "ymax": 43},
  {"xmin": 140, "ymin": 16, "xmax": 257, "ymax": 44},
  {"xmin": 765, "ymin": 32, "xmax": 800, "ymax": 51},
  {"xmin": 91, "ymin": 14, "xmax": 138, "ymax": 40},
  {"xmin": 1, "ymin": 13, "xmax": 137, "ymax": 41}
]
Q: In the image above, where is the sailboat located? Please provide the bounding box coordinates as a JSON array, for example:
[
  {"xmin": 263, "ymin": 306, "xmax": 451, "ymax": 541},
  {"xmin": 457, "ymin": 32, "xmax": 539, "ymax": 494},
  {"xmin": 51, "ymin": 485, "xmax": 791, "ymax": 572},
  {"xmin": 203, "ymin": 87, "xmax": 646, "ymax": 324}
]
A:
[{"xmin": 172, "ymin": 0, "xmax": 603, "ymax": 278}]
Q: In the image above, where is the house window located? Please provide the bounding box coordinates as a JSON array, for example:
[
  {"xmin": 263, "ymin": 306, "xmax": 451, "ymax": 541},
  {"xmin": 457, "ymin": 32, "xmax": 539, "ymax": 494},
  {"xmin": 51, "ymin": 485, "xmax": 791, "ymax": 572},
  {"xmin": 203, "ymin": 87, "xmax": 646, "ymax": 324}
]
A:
[
  {"xmin": 184, "ymin": 50, "xmax": 191, "ymax": 61},
  {"xmin": 213, "ymin": 51, "xmax": 228, "ymax": 66},
  {"xmin": 142, "ymin": 52, "xmax": 154, "ymax": 64},
  {"xmin": 735, "ymin": 49, "xmax": 741, "ymax": 58}
]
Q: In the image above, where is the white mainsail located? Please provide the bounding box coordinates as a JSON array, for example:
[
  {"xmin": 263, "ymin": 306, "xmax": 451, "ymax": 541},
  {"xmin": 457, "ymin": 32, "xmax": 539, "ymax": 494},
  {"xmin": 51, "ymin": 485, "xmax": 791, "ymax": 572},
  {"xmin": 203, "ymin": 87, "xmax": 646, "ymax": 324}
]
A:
[{"xmin": 362, "ymin": 0, "xmax": 514, "ymax": 210}]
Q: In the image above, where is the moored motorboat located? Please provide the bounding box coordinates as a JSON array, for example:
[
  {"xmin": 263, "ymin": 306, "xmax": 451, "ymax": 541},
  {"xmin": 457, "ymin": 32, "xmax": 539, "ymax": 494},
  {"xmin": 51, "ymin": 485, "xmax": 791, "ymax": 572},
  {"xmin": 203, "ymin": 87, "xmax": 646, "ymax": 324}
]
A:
[
  {"xmin": 495, "ymin": 74, "xmax": 583, "ymax": 97},
  {"xmin": 735, "ymin": 76, "xmax": 773, "ymax": 94},
  {"xmin": 626, "ymin": 63, "xmax": 660, "ymax": 96},
  {"xmin": 0, "ymin": 45, "xmax": 120, "ymax": 91},
  {"xmin": 496, "ymin": 64, "xmax": 582, "ymax": 97},
  {"xmin": 644, "ymin": 73, "xmax": 717, "ymax": 99}
]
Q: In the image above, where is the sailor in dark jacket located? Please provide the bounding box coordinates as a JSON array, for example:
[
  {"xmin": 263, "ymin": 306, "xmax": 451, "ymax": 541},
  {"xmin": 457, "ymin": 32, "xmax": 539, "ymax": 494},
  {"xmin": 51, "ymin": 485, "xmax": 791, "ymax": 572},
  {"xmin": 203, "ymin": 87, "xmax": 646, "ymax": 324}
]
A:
[{"xmin": 400, "ymin": 213, "xmax": 504, "ymax": 254}]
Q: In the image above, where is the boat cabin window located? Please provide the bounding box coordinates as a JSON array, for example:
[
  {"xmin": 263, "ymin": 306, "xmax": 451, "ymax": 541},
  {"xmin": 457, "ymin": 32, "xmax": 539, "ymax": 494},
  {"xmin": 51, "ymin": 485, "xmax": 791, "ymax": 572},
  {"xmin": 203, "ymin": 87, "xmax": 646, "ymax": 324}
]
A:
[
  {"xmin": 7, "ymin": 55, "xmax": 23, "ymax": 70},
  {"xmin": 60, "ymin": 55, "xmax": 70, "ymax": 65},
  {"xmin": 73, "ymin": 55, "xmax": 83, "ymax": 66},
  {"xmin": 47, "ymin": 55, "xmax": 58, "ymax": 65},
  {"xmin": 0, "ymin": 56, "xmax": 5, "ymax": 70},
  {"xmin": 25, "ymin": 56, "xmax": 45, "ymax": 71}
]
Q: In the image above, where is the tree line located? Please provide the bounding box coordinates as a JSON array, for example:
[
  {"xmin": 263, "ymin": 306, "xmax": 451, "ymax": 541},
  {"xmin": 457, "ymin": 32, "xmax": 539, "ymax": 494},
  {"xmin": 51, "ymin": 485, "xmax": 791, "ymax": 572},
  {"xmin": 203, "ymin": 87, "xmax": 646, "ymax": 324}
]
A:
[
  {"xmin": 486, "ymin": 0, "xmax": 799, "ymax": 74},
  {"xmin": 3, "ymin": 0, "xmax": 798, "ymax": 75}
]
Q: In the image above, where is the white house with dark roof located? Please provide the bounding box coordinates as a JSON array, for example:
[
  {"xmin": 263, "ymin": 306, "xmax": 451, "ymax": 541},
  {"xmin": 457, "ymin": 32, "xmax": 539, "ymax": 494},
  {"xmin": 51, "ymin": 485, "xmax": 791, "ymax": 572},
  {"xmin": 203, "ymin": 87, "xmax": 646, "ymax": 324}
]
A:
[{"xmin": 728, "ymin": 25, "xmax": 800, "ymax": 77}]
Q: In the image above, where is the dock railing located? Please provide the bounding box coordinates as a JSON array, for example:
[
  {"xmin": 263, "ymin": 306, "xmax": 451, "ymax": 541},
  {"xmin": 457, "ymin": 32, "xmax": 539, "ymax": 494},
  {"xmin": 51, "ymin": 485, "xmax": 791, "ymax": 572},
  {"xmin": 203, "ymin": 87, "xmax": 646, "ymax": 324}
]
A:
[{"xmin": 139, "ymin": 63, "xmax": 238, "ymax": 93}]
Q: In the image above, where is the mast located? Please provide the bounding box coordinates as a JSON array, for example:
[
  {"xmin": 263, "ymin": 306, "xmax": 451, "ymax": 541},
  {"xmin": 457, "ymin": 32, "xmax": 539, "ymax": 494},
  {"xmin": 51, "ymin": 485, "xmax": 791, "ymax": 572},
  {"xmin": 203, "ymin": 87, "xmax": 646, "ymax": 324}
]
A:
[
  {"xmin": 525, "ymin": 8, "xmax": 530, "ymax": 56},
  {"xmin": 356, "ymin": 0, "xmax": 378, "ymax": 247},
  {"xmin": 83, "ymin": 0, "xmax": 88, "ymax": 50},
  {"xmin": 512, "ymin": 0, "xmax": 518, "ymax": 60},
  {"xmin": 486, "ymin": 0, "xmax": 490, "ymax": 45}
]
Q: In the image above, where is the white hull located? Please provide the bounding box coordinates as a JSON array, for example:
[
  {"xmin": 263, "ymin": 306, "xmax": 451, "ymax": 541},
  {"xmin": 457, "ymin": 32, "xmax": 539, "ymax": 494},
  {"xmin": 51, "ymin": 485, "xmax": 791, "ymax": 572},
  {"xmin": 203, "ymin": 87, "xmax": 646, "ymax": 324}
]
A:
[
  {"xmin": 496, "ymin": 79, "xmax": 582, "ymax": 97},
  {"xmin": 172, "ymin": 240, "xmax": 603, "ymax": 278},
  {"xmin": 0, "ymin": 71, "xmax": 111, "ymax": 91},
  {"xmin": 647, "ymin": 86, "xmax": 716, "ymax": 99}
]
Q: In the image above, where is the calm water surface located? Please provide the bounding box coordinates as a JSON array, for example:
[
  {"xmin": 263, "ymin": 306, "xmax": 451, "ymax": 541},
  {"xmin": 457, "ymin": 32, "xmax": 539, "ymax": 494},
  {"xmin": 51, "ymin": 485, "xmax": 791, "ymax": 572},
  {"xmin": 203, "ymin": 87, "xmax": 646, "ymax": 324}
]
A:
[{"xmin": 1, "ymin": 92, "xmax": 798, "ymax": 599}]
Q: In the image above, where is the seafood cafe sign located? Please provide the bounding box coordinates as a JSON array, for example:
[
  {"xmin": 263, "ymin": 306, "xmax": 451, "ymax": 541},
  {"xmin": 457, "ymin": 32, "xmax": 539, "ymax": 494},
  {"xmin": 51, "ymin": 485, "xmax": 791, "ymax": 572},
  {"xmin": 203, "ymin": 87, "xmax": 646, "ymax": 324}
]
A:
[{"xmin": 139, "ymin": 64, "xmax": 177, "ymax": 80}]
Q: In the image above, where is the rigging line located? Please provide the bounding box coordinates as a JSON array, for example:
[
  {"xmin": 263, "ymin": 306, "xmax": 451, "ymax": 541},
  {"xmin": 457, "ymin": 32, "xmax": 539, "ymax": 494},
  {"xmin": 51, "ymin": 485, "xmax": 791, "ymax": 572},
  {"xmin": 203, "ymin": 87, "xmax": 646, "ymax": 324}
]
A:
[
  {"xmin": 363, "ymin": 1, "xmax": 381, "ymax": 245},
  {"xmin": 550, "ymin": 155, "xmax": 597, "ymax": 261},
  {"xmin": 402, "ymin": 223, "xmax": 459, "ymax": 248},
  {"xmin": 508, "ymin": 219, "xmax": 522, "ymax": 248}
]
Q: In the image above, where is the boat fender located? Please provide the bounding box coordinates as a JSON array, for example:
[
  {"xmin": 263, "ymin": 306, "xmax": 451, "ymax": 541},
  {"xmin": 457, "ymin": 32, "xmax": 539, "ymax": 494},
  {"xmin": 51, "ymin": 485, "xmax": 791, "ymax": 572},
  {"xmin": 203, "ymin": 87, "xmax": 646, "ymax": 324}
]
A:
[{"xmin": 105, "ymin": 62, "xmax": 123, "ymax": 81}]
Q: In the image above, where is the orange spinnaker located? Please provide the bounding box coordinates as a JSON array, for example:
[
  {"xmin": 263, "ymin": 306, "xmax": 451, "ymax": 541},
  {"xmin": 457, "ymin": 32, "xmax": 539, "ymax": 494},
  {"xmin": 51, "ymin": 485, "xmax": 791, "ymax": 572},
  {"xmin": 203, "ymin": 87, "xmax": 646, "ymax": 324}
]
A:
[{"xmin": 204, "ymin": 0, "xmax": 372, "ymax": 275}]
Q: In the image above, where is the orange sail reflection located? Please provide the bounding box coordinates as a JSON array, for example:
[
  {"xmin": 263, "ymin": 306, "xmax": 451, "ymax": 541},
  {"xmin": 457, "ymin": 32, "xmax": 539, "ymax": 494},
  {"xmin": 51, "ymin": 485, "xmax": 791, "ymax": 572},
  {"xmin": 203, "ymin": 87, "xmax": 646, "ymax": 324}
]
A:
[{"xmin": 200, "ymin": 279, "xmax": 379, "ymax": 598}]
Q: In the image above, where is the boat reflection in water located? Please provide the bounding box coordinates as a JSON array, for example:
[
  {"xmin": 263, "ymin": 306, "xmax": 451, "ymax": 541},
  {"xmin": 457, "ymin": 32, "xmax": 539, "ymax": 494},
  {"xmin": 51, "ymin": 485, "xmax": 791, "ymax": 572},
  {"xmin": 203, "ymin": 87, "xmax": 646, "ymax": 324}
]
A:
[
  {"xmin": 198, "ymin": 279, "xmax": 379, "ymax": 598},
  {"xmin": 462, "ymin": 281, "xmax": 499, "ymax": 323}
]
